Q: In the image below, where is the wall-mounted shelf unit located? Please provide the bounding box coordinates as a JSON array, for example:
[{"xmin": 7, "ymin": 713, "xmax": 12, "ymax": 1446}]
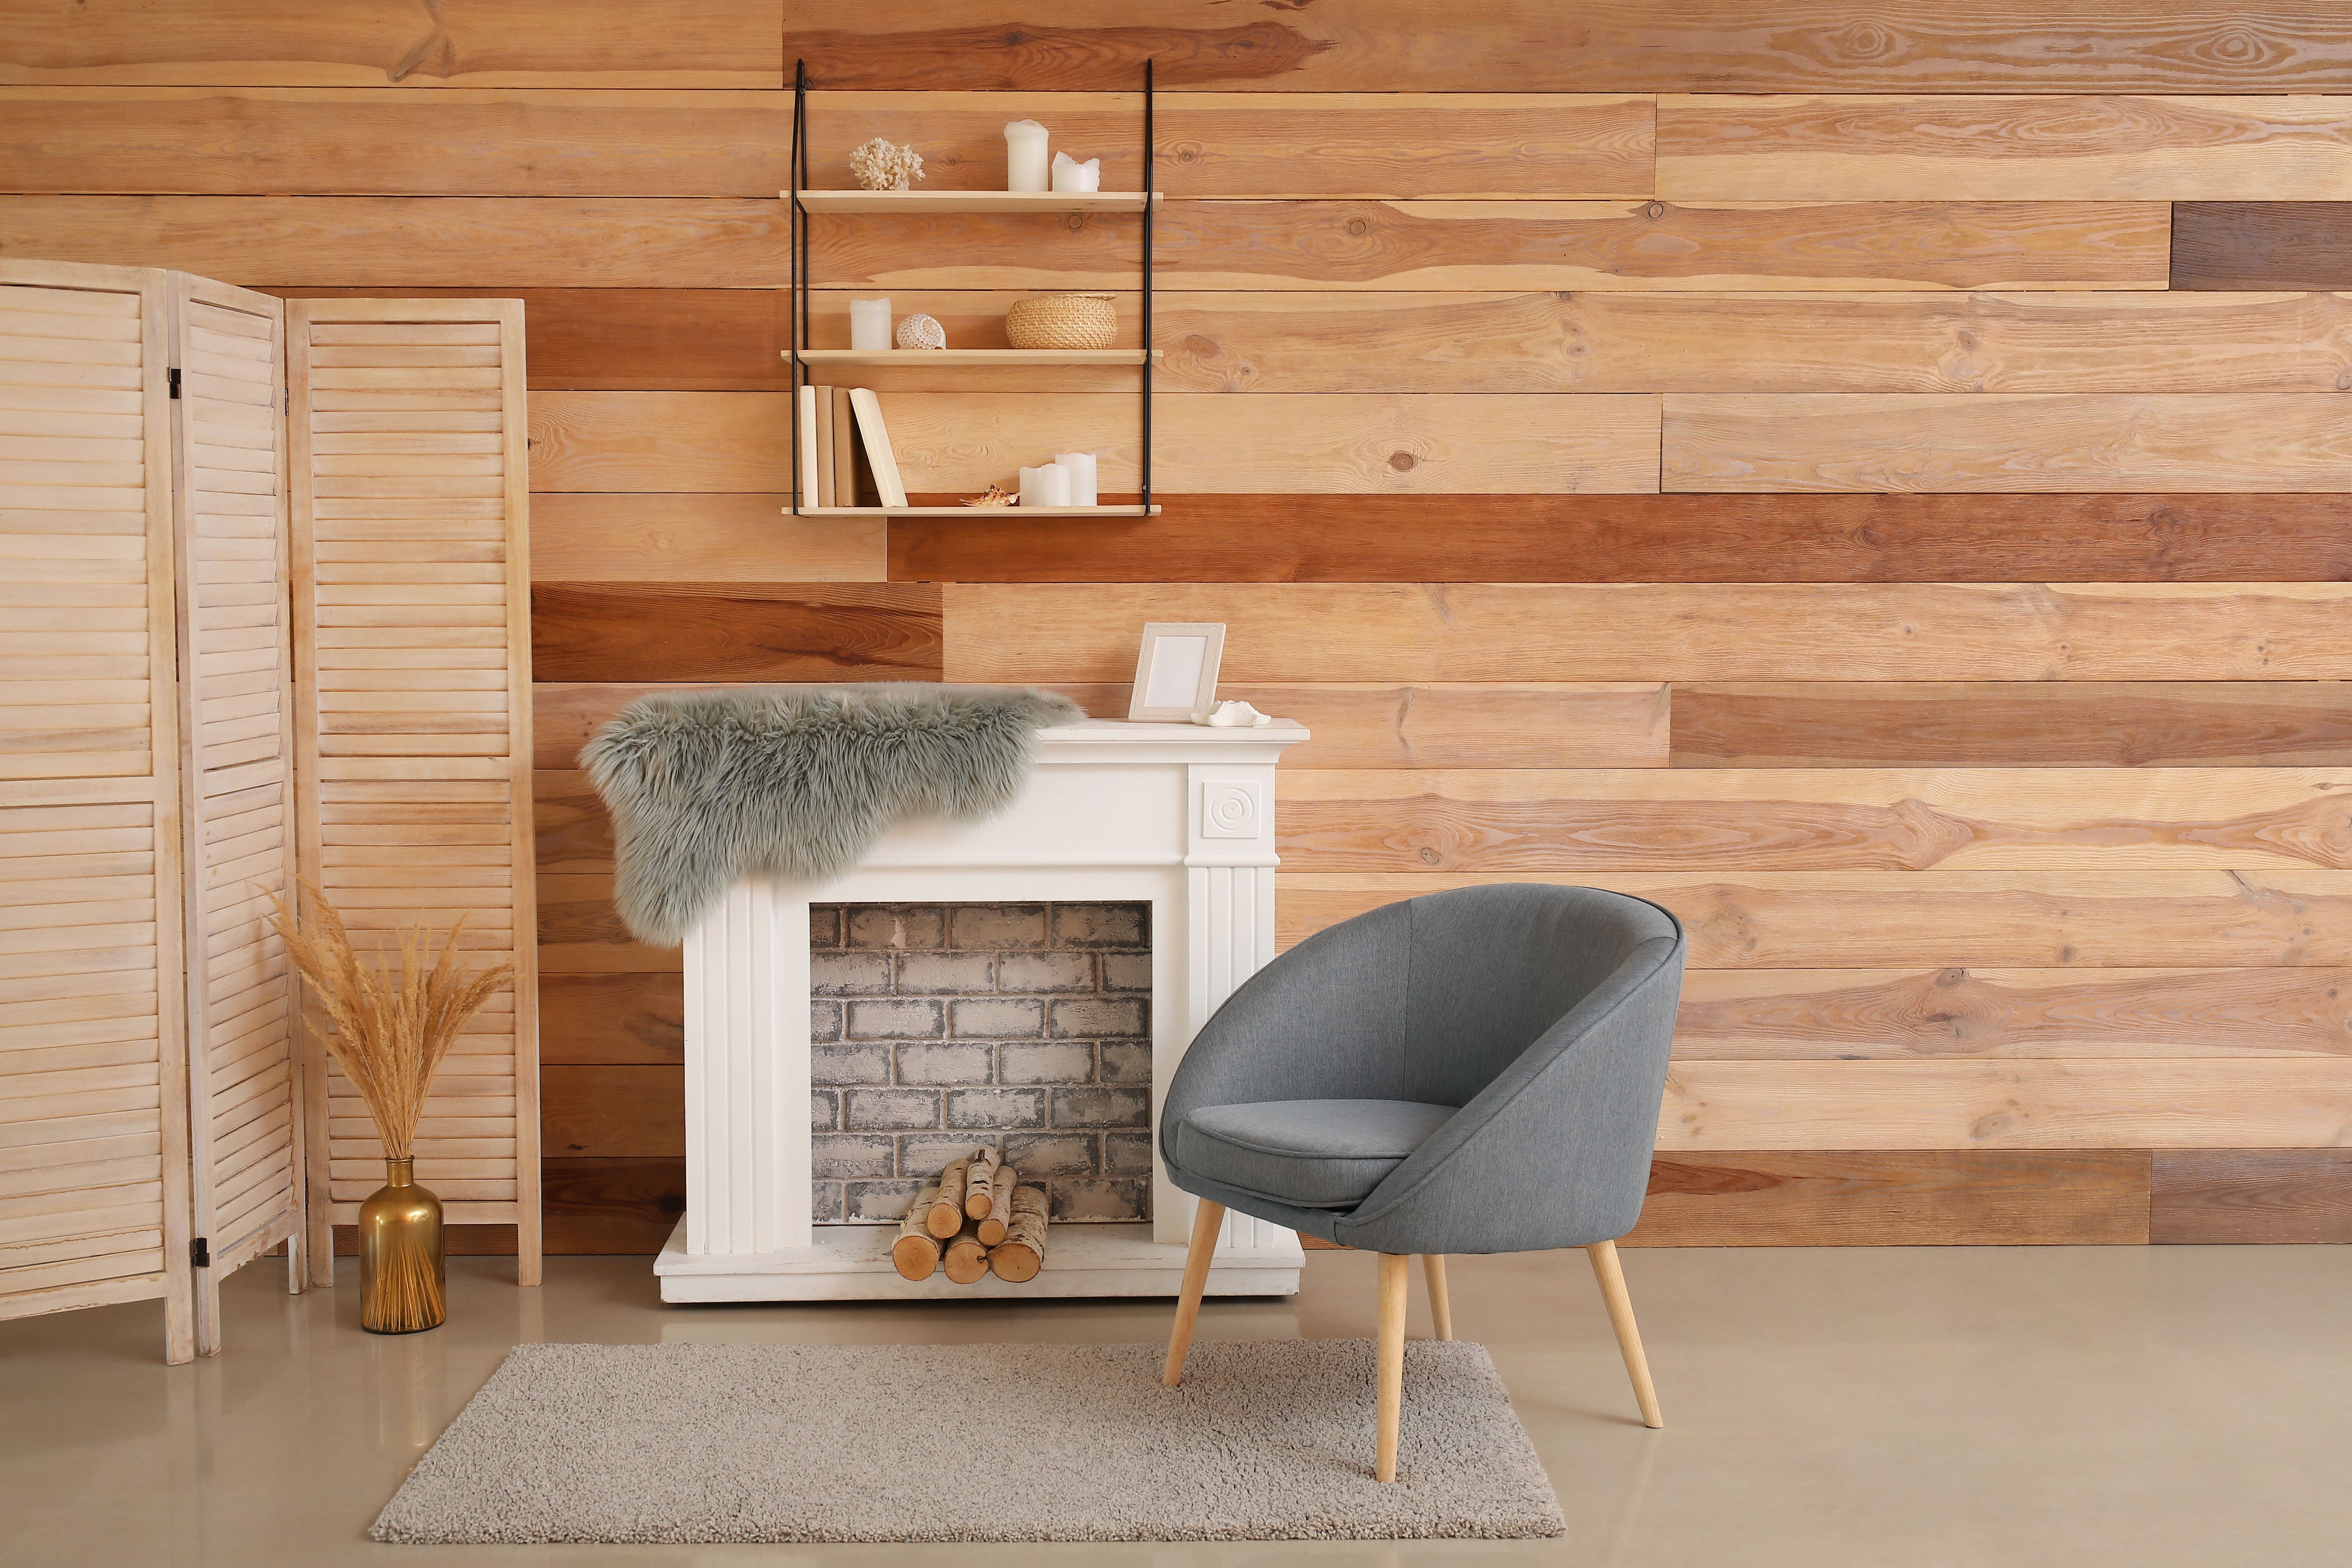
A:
[{"xmin": 786, "ymin": 58, "xmax": 1160, "ymax": 520}]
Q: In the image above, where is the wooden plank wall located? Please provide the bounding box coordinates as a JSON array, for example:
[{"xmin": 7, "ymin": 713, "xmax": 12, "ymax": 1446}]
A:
[{"xmin": 8, "ymin": 2, "xmax": 2352, "ymax": 1250}]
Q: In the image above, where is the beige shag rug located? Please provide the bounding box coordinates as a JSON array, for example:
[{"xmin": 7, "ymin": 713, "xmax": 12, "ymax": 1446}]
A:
[{"xmin": 373, "ymin": 1339, "xmax": 1566, "ymax": 1544}]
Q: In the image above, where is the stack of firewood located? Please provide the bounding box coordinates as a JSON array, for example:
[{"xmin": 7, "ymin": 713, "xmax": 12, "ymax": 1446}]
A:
[{"xmin": 890, "ymin": 1146, "xmax": 1050, "ymax": 1284}]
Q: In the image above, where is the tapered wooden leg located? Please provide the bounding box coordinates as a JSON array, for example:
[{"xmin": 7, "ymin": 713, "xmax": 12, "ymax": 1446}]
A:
[
  {"xmin": 1375, "ymin": 1251, "xmax": 1409, "ymax": 1482},
  {"xmin": 1586, "ymin": 1240, "xmax": 1663, "ymax": 1429},
  {"xmin": 1421, "ymin": 1254, "xmax": 1453, "ymax": 1341},
  {"xmin": 1162, "ymin": 1199, "xmax": 1225, "ymax": 1387}
]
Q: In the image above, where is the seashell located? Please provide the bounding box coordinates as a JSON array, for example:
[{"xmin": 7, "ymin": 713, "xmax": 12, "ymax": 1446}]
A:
[
  {"xmin": 895, "ymin": 312, "xmax": 946, "ymax": 350},
  {"xmin": 849, "ymin": 138, "xmax": 925, "ymax": 192},
  {"xmin": 1197, "ymin": 700, "xmax": 1274, "ymax": 729},
  {"xmin": 961, "ymin": 483, "xmax": 1017, "ymax": 508}
]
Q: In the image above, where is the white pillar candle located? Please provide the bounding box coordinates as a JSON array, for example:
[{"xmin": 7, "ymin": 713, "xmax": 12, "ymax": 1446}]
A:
[
  {"xmin": 1004, "ymin": 120, "xmax": 1049, "ymax": 192},
  {"xmin": 849, "ymin": 297, "xmax": 892, "ymax": 351},
  {"xmin": 1051, "ymin": 451, "xmax": 1098, "ymax": 506},
  {"xmin": 1019, "ymin": 463, "xmax": 1073, "ymax": 508},
  {"xmin": 1050, "ymin": 152, "xmax": 1101, "ymax": 193}
]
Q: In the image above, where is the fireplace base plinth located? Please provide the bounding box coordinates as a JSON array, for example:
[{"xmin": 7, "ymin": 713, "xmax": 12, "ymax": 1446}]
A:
[{"xmin": 654, "ymin": 1219, "xmax": 1303, "ymax": 1303}]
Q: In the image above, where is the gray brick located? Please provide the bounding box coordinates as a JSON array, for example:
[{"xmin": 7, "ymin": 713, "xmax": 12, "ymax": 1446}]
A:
[
  {"xmin": 949, "ymin": 904, "xmax": 1047, "ymax": 949},
  {"xmin": 1104, "ymin": 1131, "xmax": 1154, "ymax": 1175},
  {"xmin": 1100, "ymin": 952, "xmax": 1152, "ymax": 993},
  {"xmin": 893, "ymin": 951, "xmax": 996, "ymax": 994},
  {"xmin": 1002, "ymin": 1132, "xmax": 1097, "ymax": 1176},
  {"xmin": 810, "ymin": 906, "xmax": 842, "ymax": 948},
  {"xmin": 847, "ymin": 998, "xmax": 945, "ymax": 1040},
  {"xmin": 895, "ymin": 1042, "xmax": 994, "ymax": 1085},
  {"xmin": 1052, "ymin": 902, "xmax": 1148, "ymax": 949},
  {"xmin": 811, "ymin": 1181, "xmax": 844, "ymax": 1222},
  {"xmin": 812, "ymin": 951, "xmax": 894, "ymax": 996},
  {"xmin": 810, "ymin": 1000, "xmax": 843, "ymax": 1042},
  {"xmin": 1049, "ymin": 1177, "xmax": 1150, "ymax": 1222},
  {"xmin": 946, "ymin": 1087, "xmax": 1047, "ymax": 1130},
  {"xmin": 812, "ymin": 1042, "xmax": 891, "ymax": 1086},
  {"xmin": 810, "ymin": 1089, "xmax": 838, "ymax": 1131},
  {"xmin": 1097, "ymin": 1040, "xmax": 1151, "ymax": 1084},
  {"xmin": 995, "ymin": 952, "xmax": 1094, "ymax": 994},
  {"xmin": 900, "ymin": 1134, "xmax": 990, "ymax": 1180},
  {"xmin": 844, "ymin": 1179, "xmax": 925, "ymax": 1223},
  {"xmin": 1049, "ymin": 997, "xmax": 1148, "ymax": 1039},
  {"xmin": 844, "ymin": 1087, "xmax": 940, "ymax": 1131},
  {"xmin": 951, "ymin": 997, "xmax": 1043, "ymax": 1038},
  {"xmin": 813, "ymin": 1133, "xmax": 897, "ymax": 1179},
  {"xmin": 998, "ymin": 1041, "xmax": 1095, "ymax": 1085},
  {"xmin": 847, "ymin": 905, "xmax": 946, "ymax": 950},
  {"xmin": 1051, "ymin": 1086, "xmax": 1151, "ymax": 1129}
]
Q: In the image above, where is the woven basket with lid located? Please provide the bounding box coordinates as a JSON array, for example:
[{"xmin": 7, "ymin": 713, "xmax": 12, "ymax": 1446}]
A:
[{"xmin": 1005, "ymin": 293, "xmax": 1117, "ymax": 351}]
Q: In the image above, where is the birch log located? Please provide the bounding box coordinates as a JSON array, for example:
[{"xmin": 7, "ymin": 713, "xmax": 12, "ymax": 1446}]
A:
[
  {"xmin": 989, "ymin": 1185, "xmax": 1050, "ymax": 1282},
  {"xmin": 927, "ymin": 1158, "xmax": 972, "ymax": 1239},
  {"xmin": 977, "ymin": 1163, "xmax": 1019, "ymax": 1246},
  {"xmin": 892, "ymin": 1186, "xmax": 944, "ymax": 1281},
  {"xmin": 943, "ymin": 1222, "xmax": 992, "ymax": 1285},
  {"xmin": 965, "ymin": 1146, "xmax": 1003, "ymax": 1220}
]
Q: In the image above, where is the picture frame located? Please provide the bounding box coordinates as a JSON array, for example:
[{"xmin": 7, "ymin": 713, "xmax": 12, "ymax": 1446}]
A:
[{"xmin": 1128, "ymin": 622, "xmax": 1226, "ymax": 722}]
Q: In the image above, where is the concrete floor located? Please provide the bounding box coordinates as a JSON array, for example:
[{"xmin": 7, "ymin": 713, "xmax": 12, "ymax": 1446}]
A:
[{"xmin": 2, "ymin": 1245, "xmax": 2347, "ymax": 1567}]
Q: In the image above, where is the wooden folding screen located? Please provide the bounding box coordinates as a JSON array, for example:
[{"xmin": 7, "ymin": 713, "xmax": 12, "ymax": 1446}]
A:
[
  {"xmin": 286, "ymin": 300, "xmax": 539, "ymax": 1286},
  {"xmin": 0, "ymin": 261, "xmax": 197, "ymax": 1362},
  {"xmin": 167, "ymin": 273, "xmax": 306, "ymax": 1354}
]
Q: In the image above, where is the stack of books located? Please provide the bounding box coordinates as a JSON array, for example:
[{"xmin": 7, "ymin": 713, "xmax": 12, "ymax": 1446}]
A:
[{"xmin": 797, "ymin": 385, "xmax": 906, "ymax": 509}]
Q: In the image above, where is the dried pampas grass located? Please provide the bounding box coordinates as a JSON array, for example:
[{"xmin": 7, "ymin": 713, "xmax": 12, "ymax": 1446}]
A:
[{"xmin": 268, "ymin": 880, "xmax": 513, "ymax": 1161}]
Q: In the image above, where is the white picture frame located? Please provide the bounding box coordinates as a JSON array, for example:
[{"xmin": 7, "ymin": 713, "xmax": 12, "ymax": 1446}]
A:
[{"xmin": 1128, "ymin": 622, "xmax": 1226, "ymax": 722}]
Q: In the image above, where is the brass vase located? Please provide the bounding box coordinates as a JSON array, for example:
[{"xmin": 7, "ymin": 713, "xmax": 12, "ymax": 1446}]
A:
[{"xmin": 358, "ymin": 1158, "xmax": 445, "ymax": 1334}]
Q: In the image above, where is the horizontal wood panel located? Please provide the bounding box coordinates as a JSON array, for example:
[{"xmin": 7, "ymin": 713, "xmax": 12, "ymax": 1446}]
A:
[
  {"xmin": 541, "ymin": 1155, "xmax": 684, "ymax": 1252},
  {"xmin": 531, "ymin": 582, "xmax": 942, "ymax": 685},
  {"xmin": 943, "ymin": 584, "xmax": 2352, "ymax": 683},
  {"xmin": 0, "ymin": 197, "xmax": 784, "ymax": 287},
  {"xmin": 538, "ymin": 973, "xmax": 682, "ymax": 1066},
  {"xmin": 532, "ymin": 494, "xmax": 884, "ymax": 584},
  {"xmin": 1670, "ymin": 683, "xmax": 2352, "ymax": 767},
  {"xmin": 893, "ymin": 494, "xmax": 2352, "ymax": 583},
  {"xmin": 2170, "ymin": 201, "xmax": 2352, "ymax": 290},
  {"xmin": 535, "ymin": 873, "xmax": 672, "ymax": 974},
  {"xmin": 541, "ymin": 1064, "xmax": 680, "ymax": 1158},
  {"xmin": 1279, "ymin": 769, "xmax": 2352, "ymax": 873},
  {"xmin": 1625, "ymin": 1150, "xmax": 2151, "ymax": 1245},
  {"xmin": 526, "ymin": 391, "xmax": 1662, "ymax": 496},
  {"xmin": 0, "ymin": 2, "xmax": 783, "ymax": 87},
  {"xmin": 1658, "ymin": 96, "xmax": 2352, "ymax": 201},
  {"xmin": 1658, "ymin": 1059, "xmax": 2352, "ymax": 1149},
  {"xmin": 1666, "ymin": 393, "xmax": 2352, "ymax": 493},
  {"xmin": 783, "ymin": 4, "xmax": 2352, "ymax": 94},
  {"xmin": 1676, "ymin": 967, "xmax": 2352, "ymax": 1059},
  {"xmin": 811, "ymin": 199, "xmax": 2170, "ymax": 292},
  {"xmin": 2148, "ymin": 1148, "xmax": 2352, "ymax": 1242}
]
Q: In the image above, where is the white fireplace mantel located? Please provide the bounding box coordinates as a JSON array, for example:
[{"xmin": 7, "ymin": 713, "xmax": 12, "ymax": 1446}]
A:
[{"xmin": 655, "ymin": 718, "xmax": 1311, "ymax": 1301}]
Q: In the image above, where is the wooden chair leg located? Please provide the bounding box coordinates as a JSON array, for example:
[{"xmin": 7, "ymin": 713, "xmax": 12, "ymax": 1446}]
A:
[
  {"xmin": 1161, "ymin": 1198, "xmax": 1225, "ymax": 1387},
  {"xmin": 1375, "ymin": 1252, "xmax": 1409, "ymax": 1482},
  {"xmin": 1421, "ymin": 1254, "xmax": 1453, "ymax": 1341},
  {"xmin": 1586, "ymin": 1240, "xmax": 1663, "ymax": 1429}
]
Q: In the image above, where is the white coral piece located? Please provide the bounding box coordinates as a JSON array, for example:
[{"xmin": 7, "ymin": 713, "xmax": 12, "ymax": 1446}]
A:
[{"xmin": 849, "ymin": 138, "xmax": 926, "ymax": 192}]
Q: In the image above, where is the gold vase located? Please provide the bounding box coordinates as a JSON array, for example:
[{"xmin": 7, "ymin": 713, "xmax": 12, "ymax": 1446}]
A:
[{"xmin": 358, "ymin": 1157, "xmax": 445, "ymax": 1334}]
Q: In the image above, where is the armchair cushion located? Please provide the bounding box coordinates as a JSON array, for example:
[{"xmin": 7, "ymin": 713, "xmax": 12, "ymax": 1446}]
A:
[{"xmin": 1171, "ymin": 1099, "xmax": 1457, "ymax": 1209}]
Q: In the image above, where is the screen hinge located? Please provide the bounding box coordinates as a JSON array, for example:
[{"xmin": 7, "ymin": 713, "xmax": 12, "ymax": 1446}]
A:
[
  {"xmin": 190, "ymin": 1236, "xmax": 210, "ymax": 1268},
  {"xmin": 167, "ymin": 366, "xmax": 182, "ymax": 398}
]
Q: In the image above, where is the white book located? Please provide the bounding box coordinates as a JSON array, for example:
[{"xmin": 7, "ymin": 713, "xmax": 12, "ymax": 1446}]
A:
[
  {"xmin": 796, "ymin": 384, "xmax": 821, "ymax": 508},
  {"xmin": 848, "ymin": 387, "xmax": 908, "ymax": 509}
]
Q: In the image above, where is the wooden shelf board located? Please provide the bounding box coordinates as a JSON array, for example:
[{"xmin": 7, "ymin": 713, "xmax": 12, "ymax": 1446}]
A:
[
  {"xmin": 795, "ymin": 349, "xmax": 1159, "ymax": 366},
  {"xmin": 787, "ymin": 505, "xmax": 1163, "ymax": 517},
  {"xmin": 788, "ymin": 190, "xmax": 1161, "ymax": 214}
]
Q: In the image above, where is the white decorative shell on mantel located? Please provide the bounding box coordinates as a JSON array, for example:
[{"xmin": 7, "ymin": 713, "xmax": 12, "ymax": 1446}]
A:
[{"xmin": 895, "ymin": 312, "xmax": 946, "ymax": 350}]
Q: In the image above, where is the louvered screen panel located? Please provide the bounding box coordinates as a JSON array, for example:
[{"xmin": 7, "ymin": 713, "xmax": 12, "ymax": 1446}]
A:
[
  {"xmin": 169, "ymin": 274, "xmax": 304, "ymax": 1353},
  {"xmin": 0, "ymin": 260, "xmax": 195, "ymax": 1361},
  {"xmin": 287, "ymin": 300, "xmax": 538, "ymax": 1286}
]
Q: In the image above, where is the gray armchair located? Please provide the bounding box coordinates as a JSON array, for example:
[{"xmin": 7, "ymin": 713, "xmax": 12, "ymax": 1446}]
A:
[{"xmin": 1159, "ymin": 883, "xmax": 1685, "ymax": 1480}]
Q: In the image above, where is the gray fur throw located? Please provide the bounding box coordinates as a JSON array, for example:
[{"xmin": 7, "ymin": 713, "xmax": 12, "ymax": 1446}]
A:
[{"xmin": 582, "ymin": 685, "xmax": 1083, "ymax": 946}]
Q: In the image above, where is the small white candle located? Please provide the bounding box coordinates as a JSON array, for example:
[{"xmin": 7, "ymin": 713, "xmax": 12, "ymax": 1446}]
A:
[
  {"xmin": 1050, "ymin": 152, "xmax": 1101, "ymax": 193},
  {"xmin": 1004, "ymin": 120, "xmax": 1049, "ymax": 192},
  {"xmin": 1019, "ymin": 463, "xmax": 1073, "ymax": 508},
  {"xmin": 849, "ymin": 297, "xmax": 892, "ymax": 351},
  {"xmin": 1051, "ymin": 451, "xmax": 1098, "ymax": 506}
]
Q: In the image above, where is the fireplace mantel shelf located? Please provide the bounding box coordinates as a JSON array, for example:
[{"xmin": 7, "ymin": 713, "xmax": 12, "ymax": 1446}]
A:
[{"xmin": 656, "ymin": 708, "xmax": 1312, "ymax": 1302}]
